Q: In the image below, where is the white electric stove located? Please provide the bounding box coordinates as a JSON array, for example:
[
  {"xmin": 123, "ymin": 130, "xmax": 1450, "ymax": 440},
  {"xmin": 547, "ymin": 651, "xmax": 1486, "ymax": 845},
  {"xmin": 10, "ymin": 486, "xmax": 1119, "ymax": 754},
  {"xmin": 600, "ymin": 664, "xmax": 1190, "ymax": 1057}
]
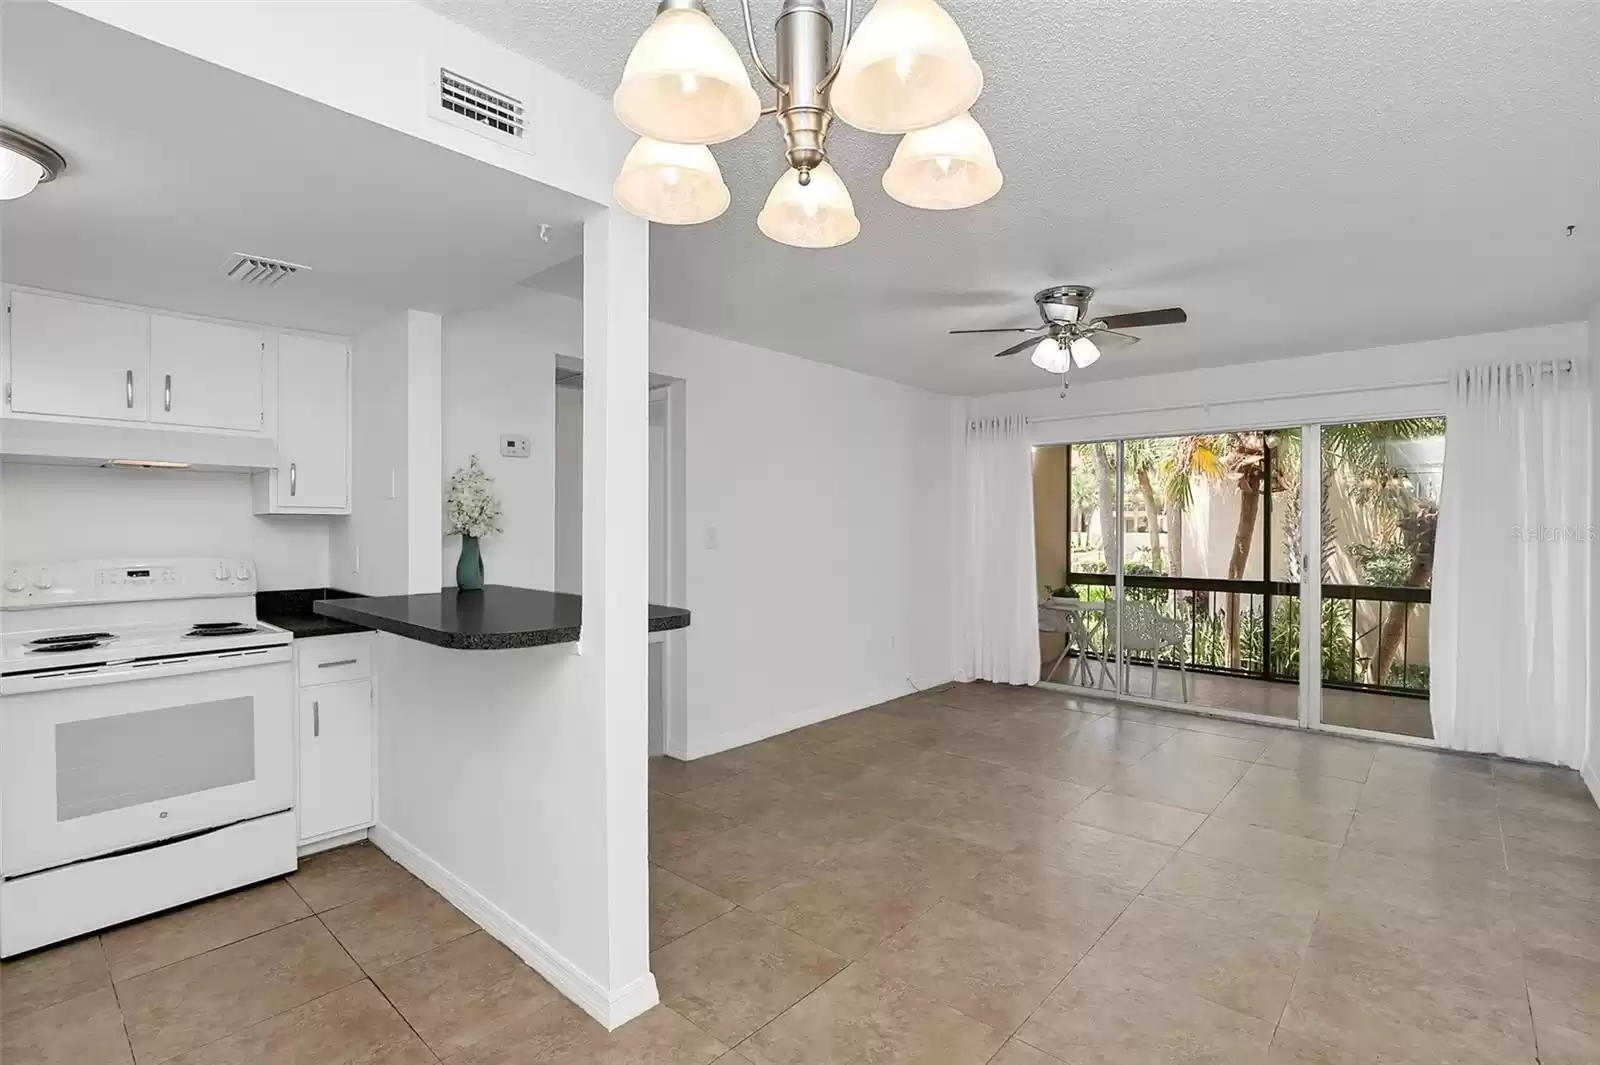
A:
[{"xmin": 0, "ymin": 558, "xmax": 297, "ymax": 957}]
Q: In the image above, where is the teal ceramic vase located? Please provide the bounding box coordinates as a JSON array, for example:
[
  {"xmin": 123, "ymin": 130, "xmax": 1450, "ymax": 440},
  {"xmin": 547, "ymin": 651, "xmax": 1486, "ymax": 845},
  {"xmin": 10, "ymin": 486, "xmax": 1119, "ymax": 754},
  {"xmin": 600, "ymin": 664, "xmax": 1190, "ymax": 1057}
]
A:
[{"xmin": 456, "ymin": 535, "xmax": 484, "ymax": 591}]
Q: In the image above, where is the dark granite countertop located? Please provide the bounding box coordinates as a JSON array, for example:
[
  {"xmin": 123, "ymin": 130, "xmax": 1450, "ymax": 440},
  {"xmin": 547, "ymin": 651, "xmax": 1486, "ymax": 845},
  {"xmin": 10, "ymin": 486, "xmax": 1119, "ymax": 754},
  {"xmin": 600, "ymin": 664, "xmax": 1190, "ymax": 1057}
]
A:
[
  {"xmin": 312, "ymin": 585, "xmax": 691, "ymax": 650},
  {"xmin": 257, "ymin": 588, "xmax": 373, "ymax": 638}
]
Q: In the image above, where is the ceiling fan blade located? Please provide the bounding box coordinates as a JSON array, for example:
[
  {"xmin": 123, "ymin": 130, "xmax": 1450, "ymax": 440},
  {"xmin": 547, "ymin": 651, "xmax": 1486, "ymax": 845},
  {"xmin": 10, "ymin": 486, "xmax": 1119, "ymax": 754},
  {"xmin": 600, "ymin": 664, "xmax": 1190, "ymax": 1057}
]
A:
[
  {"xmin": 990, "ymin": 336, "xmax": 1045, "ymax": 359},
  {"xmin": 949, "ymin": 325, "xmax": 1046, "ymax": 336},
  {"xmin": 1089, "ymin": 327, "xmax": 1141, "ymax": 344},
  {"xmin": 1095, "ymin": 307, "xmax": 1187, "ymax": 330}
]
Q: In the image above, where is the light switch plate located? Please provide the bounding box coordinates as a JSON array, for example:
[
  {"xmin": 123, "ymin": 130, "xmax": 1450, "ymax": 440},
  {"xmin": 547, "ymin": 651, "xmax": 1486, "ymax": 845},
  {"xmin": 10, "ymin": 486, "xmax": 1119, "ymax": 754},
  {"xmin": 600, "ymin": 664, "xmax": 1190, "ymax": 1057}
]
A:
[{"xmin": 500, "ymin": 434, "xmax": 531, "ymax": 458}]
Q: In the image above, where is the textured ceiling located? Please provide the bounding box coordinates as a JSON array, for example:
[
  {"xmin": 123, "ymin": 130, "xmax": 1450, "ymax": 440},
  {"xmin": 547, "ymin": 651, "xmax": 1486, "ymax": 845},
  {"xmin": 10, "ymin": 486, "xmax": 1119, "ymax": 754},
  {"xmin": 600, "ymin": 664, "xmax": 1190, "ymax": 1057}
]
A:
[
  {"xmin": 2, "ymin": 3, "xmax": 590, "ymax": 336},
  {"xmin": 424, "ymin": 0, "xmax": 1599, "ymax": 395}
]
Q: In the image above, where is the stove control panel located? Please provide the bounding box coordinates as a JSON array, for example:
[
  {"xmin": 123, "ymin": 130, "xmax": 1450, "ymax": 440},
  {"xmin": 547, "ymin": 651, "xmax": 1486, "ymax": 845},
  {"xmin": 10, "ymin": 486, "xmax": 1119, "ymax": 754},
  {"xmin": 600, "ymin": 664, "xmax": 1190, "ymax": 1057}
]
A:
[{"xmin": 0, "ymin": 558, "xmax": 258, "ymax": 609}]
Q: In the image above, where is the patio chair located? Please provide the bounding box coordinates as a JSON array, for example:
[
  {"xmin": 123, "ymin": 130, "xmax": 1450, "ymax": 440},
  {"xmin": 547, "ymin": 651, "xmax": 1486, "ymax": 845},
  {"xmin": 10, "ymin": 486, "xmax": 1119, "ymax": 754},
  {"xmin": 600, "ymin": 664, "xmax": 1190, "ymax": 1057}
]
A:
[
  {"xmin": 1038, "ymin": 602, "xmax": 1073, "ymax": 683},
  {"xmin": 1040, "ymin": 600, "xmax": 1115, "ymax": 689},
  {"xmin": 1104, "ymin": 599, "xmax": 1189, "ymax": 701}
]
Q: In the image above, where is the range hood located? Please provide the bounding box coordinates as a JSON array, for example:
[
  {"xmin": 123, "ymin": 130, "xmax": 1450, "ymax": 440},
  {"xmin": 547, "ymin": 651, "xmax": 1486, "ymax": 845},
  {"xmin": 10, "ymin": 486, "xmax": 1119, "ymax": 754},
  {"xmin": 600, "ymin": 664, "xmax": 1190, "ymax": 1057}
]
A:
[{"xmin": 0, "ymin": 420, "xmax": 279, "ymax": 472}]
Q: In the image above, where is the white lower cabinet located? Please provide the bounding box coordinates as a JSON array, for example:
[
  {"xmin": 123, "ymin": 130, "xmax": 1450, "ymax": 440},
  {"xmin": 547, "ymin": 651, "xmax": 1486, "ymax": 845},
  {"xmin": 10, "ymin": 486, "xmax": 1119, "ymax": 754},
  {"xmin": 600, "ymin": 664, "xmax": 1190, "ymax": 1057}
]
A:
[{"xmin": 295, "ymin": 636, "xmax": 373, "ymax": 844}]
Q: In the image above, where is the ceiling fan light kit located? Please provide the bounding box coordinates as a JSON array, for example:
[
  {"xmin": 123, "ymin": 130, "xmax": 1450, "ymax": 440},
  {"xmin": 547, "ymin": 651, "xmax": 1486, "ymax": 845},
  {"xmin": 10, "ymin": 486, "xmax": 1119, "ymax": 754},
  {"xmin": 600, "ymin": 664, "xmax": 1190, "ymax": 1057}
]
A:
[
  {"xmin": 612, "ymin": 0, "xmax": 999, "ymax": 246},
  {"xmin": 1031, "ymin": 338, "xmax": 1070, "ymax": 375},
  {"xmin": 954, "ymin": 285, "xmax": 1189, "ymax": 383}
]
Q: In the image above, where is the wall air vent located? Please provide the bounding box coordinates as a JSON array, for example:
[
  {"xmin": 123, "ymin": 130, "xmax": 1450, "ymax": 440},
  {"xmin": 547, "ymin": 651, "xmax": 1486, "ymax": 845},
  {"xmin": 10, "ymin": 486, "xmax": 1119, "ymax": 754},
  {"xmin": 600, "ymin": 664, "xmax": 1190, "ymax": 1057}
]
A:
[
  {"xmin": 440, "ymin": 69, "xmax": 525, "ymax": 139},
  {"xmin": 429, "ymin": 65, "xmax": 532, "ymax": 154},
  {"xmin": 225, "ymin": 254, "xmax": 309, "ymax": 286}
]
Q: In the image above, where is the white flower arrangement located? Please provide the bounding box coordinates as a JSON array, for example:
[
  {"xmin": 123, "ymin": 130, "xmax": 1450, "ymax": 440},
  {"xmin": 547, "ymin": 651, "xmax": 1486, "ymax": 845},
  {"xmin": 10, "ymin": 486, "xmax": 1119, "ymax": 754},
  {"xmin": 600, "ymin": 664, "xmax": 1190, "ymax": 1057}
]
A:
[{"xmin": 445, "ymin": 455, "xmax": 503, "ymax": 539}]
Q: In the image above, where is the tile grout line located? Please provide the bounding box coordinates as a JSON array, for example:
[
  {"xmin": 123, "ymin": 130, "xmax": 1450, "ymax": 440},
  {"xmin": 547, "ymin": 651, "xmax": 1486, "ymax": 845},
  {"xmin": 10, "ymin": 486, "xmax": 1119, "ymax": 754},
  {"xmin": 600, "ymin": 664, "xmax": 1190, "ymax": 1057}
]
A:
[
  {"xmin": 1495, "ymin": 777, "xmax": 1545, "ymax": 1064},
  {"xmin": 131, "ymin": 876, "xmax": 373, "ymax": 1065},
  {"xmin": 98, "ymin": 935, "xmax": 140, "ymax": 1065}
]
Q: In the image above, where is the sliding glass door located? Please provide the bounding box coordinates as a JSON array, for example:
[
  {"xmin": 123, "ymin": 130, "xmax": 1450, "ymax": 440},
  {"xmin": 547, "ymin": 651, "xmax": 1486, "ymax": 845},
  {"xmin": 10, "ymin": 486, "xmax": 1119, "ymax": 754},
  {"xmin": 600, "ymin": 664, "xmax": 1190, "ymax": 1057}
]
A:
[
  {"xmin": 1310, "ymin": 417, "xmax": 1445, "ymax": 739},
  {"xmin": 1033, "ymin": 417, "xmax": 1445, "ymax": 740}
]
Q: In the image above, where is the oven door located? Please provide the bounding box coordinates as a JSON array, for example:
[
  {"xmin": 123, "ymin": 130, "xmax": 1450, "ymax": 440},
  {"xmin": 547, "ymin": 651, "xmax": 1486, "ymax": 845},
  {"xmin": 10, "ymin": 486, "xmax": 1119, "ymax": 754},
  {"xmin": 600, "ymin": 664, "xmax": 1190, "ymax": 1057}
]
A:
[{"xmin": 1, "ymin": 654, "xmax": 293, "ymax": 878}]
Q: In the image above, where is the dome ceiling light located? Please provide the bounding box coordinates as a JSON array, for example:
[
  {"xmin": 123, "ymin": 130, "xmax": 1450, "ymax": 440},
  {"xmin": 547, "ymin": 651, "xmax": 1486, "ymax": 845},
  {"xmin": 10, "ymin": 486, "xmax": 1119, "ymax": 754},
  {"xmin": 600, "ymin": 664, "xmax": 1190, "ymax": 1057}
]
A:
[
  {"xmin": 0, "ymin": 127, "xmax": 67, "ymax": 201},
  {"xmin": 613, "ymin": 0, "xmax": 999, "ymax": 248}
]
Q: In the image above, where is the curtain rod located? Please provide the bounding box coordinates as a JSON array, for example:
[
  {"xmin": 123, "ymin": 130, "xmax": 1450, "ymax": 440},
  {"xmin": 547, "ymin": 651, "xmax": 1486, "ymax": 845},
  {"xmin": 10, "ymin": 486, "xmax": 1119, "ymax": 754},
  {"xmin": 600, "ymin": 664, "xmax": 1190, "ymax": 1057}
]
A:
[{"xmin": 1024, "ymin": 359, "xmax": 1578, "ymax": 425}]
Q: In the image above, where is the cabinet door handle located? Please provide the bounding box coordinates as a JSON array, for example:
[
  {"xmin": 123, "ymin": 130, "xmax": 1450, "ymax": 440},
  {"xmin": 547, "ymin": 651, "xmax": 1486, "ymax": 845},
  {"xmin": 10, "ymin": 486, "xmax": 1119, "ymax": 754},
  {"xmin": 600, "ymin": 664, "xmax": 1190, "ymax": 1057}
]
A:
[
  {"xmin": 164, "ymin": 374, "xmax": 172, "ymax": 412},
  {"xmin": 318, "ymin": 658, "xmax": 358, "ymax": 669},
  {"xmin": 289, "ymin": 462, "xmax": 297, "ymax": 496},
  {"xmin": 126, "ymin": 370, "xmax": 134, "ymax": 408},
  {"xmin": 313, "ymin": 700, "xmax": 320, "ymax": 738}
]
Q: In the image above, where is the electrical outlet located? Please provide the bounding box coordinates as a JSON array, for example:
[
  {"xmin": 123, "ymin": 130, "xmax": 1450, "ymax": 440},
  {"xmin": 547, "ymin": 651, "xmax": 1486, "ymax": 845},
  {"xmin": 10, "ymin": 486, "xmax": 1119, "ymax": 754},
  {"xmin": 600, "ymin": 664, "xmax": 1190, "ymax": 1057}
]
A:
[{"xmin": 501, "ymin": 434, "xmax": 531, "ymax": 458}]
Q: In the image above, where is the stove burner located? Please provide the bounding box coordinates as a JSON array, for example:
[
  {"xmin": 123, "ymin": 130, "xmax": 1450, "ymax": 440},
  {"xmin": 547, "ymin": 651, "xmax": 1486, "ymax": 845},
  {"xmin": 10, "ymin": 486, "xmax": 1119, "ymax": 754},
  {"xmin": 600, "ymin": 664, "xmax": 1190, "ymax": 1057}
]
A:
[
  {"xmin": 28, "ymin": 632, "xmax": 115, "ymax": 646},
  {"xmin": 27, "ymin": 640, "xmax": 104, "ymax": 654},
  {"xmin": 184, "ymin": 624, "xmax": 260, "ymax": 638}
]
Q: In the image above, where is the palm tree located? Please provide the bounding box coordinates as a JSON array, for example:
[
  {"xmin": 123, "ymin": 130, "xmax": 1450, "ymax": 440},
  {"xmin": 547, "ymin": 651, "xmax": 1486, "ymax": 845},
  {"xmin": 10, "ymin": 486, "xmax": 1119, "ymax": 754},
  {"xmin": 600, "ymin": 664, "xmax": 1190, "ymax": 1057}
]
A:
[
  {"xmin": 1159, "ymin": 435, "xmax": 1223, "ymax": 582},
  {"xmin": 1122, "ymin": 438, "xmax": 1172, "ymax": 572},
  {"xmin": 1218, "ymin": 431, "xmax": 1269, "ymax": 668},
  {"xmin": 1081, "ymin": 443, "xmax": 1118, "ymax": 568},
  {"xmin": 1324, "ymin": 418, "xmax": 1445, "ymax": 684},
  {"xmin": 1200, "ymin": 419, "xmax": 1443, "ymax": 681}
]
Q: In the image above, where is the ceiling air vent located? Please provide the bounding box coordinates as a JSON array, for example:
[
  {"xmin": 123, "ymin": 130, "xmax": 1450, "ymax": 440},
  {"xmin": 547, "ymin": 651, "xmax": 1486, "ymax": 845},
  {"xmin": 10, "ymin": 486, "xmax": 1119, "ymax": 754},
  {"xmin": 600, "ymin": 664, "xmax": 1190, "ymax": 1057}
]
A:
[
  {"xmin": 225, "ymin": 253, "xmax": 309, "ymax": 286},
  {"xmin": 438, "ymin": 68, "xmax": 526, "ymax": 143}
]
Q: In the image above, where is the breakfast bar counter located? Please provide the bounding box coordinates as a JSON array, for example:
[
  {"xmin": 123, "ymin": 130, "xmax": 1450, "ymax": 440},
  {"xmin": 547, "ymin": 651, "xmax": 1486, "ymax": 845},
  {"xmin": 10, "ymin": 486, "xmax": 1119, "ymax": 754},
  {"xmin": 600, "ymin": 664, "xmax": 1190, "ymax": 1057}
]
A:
[{"xmin": 313, "ymin": 585, "xmax": 690, "ymax": 650}]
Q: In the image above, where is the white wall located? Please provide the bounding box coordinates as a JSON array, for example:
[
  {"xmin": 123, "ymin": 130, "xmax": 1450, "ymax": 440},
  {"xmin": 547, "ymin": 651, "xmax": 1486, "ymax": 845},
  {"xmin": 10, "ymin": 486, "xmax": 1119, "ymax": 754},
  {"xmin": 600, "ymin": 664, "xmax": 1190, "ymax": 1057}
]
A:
[
  {"xmin": 554, "ymin": 384, "xmax": 584, "ymax": 594},
  {"xmin": 1588, "ymin": 303, "xmax": 1600, "ymax": 805},
  {"xmin": 495, "ymin": 292, "xmax": 962, "ymax": 756},
  {"xmin": 331, "ymin": 310, "xmax": 442, "ymax": 596},
  {"xmin": 440, "ymin": 288, "xmax": 579, "ymax": 590},
  {"xmin": 649, "ymin": 320, "xmax": 962, "ymax": 756},
  {"xmin": 0, "ymin": 463, "xmax": 331, "ymax": 589}
]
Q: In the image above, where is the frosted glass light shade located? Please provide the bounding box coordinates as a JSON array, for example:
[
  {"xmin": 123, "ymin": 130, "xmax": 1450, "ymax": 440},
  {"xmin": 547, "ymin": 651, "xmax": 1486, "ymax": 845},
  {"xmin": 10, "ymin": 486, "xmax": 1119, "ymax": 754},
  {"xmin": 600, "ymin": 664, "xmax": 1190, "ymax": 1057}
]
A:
[
  {"xmin": 757, "ymin": 162, "xmax": 860, "ymax": 248},
  {"xmin": 613, "ymin": 6, "xmax": 760, "ymax": 145},
  {"xmin": 882, "ymin": 111, "xmax": 1001, "ymax": 210},
  {"xmin": 0, "ymin": 146, "xmax": 45, "ymax": 200},
  {"xmin": 831, "ymin": 0, "xmax": 983, "ymax": 134},
  {"xmin": 1031, "ymin": 338, "xmax": 1070, "ymax": 374},
  {"xmin": 614, "ymin": 138, "xmax": 729, "ymax": 225},
  {"xmin": 1069, "ymin": 335, "xmax": 1101, "ymax": 368}
]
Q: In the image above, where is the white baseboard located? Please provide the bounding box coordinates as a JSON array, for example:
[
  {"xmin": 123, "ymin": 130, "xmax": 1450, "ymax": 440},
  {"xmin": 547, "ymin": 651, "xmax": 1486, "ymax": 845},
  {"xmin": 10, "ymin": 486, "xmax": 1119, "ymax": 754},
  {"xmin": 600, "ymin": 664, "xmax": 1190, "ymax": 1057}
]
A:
[
  {"xmin": 369, "ymin": 823, "xmax": 658, "ymax": 1031},
  {"xmin": 675, "ymin": 678, "xmax": 943, "ymax": 760},
  {"xmin": 1583, "ymin": 761, "xmax": 1600, "ymax": 811},
  {"xmin": 297, "ymin": 826, "xmax": 369, "ymax": 859}
]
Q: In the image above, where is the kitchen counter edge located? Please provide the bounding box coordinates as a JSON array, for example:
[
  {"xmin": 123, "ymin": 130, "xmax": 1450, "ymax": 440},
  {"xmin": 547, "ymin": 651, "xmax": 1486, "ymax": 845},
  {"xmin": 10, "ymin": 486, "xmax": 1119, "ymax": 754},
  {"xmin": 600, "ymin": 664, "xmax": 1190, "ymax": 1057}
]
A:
[{"xmin": 312, "ymin": 586, "xmax": 690, "ymax": 651}]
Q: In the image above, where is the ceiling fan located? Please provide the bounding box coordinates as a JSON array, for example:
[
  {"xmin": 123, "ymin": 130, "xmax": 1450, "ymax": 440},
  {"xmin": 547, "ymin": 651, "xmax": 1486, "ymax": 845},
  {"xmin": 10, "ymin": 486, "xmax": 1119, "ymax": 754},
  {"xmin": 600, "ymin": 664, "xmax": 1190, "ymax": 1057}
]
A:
[{"xmin": 950, "ymin": 285, "xmax": 1187, "ymax": 383}]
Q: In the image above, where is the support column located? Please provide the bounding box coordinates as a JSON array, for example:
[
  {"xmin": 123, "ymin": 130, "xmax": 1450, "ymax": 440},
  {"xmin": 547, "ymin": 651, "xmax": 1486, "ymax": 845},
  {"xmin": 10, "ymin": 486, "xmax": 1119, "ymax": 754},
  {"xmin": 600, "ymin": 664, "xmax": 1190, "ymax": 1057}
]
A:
[{"xmin": 581, "ymin": 205, "xmax": 654, "ymax": 1025}]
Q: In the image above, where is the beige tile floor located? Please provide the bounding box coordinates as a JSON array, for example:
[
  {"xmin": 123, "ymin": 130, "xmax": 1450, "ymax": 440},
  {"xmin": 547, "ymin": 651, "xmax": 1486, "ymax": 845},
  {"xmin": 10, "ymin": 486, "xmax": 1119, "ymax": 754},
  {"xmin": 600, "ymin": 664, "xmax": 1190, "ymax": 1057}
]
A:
[{"xmin": 5, "ymin": 682, "xmax": 1598, "ymax": 1064}]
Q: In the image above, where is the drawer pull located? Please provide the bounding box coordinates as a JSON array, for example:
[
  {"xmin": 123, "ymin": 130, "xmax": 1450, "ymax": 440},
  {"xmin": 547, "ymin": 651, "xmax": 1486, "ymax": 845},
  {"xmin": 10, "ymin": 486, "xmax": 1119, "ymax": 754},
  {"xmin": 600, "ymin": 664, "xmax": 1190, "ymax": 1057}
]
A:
[{"xmin": 318, "ymin": 658, "xmax": 358, "ymax": 668}]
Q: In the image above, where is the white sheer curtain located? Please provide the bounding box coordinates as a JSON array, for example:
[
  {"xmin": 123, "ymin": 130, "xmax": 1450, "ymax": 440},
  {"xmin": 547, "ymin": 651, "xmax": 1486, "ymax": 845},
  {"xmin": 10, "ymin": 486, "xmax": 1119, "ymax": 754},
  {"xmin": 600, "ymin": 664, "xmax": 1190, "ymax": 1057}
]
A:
[
  {"xmin": 1432, "ymin": 361, "xmax": 1592, "ymax": 766},
  {"xmin": 960, "ymin": 414, "xmax": 1041, "ymax": 686}
]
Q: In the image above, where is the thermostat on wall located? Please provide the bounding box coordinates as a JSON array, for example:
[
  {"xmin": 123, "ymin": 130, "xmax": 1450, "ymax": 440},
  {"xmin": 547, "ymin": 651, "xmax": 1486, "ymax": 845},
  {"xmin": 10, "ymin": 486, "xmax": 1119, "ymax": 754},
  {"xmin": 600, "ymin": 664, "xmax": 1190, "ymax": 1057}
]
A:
[{"xmin": 500, "ymin": 434, "xmax": 531, "ymax": 458}]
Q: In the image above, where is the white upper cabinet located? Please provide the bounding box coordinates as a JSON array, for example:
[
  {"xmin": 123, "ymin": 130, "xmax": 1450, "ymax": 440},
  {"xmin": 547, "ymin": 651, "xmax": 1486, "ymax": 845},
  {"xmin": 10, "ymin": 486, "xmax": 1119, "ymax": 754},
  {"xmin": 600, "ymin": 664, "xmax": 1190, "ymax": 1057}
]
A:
[
  {"xmin": 259, "ymin": 334, "xmax": 349, "ymax": 513},
  {"xmin": 8, "ymin": 290, "xmax": 150, "ymax": 421},
  {"xmin": 149, "ymin": 315, "xmax": 264, "ymax": 431}
]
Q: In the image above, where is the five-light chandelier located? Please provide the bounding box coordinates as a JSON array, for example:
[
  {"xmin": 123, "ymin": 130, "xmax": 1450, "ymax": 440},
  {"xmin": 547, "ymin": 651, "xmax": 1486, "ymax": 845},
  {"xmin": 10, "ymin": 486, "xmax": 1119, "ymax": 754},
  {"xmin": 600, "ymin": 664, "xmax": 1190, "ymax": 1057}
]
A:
[{"xmin": 612, "ymin": 0, "xmax": 1000, "ymax": 248}]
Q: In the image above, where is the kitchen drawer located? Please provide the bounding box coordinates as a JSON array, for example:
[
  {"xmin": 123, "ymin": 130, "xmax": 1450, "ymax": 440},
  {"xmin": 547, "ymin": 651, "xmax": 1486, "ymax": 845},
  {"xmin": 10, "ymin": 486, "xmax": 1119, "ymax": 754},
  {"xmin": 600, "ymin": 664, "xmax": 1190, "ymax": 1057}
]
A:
[{"xmin": 295, "ymin": 634, "xmax": 370, "ymax": 686}]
